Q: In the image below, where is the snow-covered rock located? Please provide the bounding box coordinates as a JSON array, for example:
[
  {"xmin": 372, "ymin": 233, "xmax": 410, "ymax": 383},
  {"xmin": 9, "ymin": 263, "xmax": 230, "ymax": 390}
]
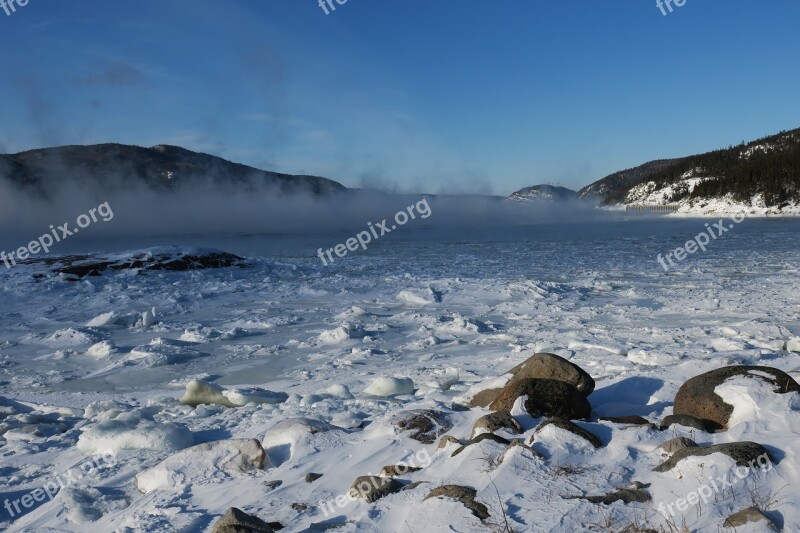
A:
[
  {"xmin": 77, "ymin": 410, "xmax": 193, "ymax": 453},
  {"xmin": 135, "ymin": 438, "xmax": 267, "ymax": 493}
]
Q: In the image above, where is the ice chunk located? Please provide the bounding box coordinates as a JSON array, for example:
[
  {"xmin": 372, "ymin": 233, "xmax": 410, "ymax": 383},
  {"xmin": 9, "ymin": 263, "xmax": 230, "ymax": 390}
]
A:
[
  {"xmin": 180, "ymin": 379, "xmax": 287, "ymax": 408},
  {"xmin": 86, "ymin": 311, "xmax": 122, "ymax": 327},
  {"xmin": 86, "ymin": 341, "xmax": 117, "ymax": 360},
  {"xmin": 363, "ymin": 377, "xmax": 415, "ymax": 397}
]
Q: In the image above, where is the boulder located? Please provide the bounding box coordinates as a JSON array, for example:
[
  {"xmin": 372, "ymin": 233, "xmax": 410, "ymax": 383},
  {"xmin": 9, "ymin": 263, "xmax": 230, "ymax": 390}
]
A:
[
  {"xmin": 424, "ymin": 485, "xmax": 490, "ymax": 519},
  {"xmin": 471, "ymin": 411, "xmax": 522, "ymax": 438},
  {"xmin": 212, "ymin": 507, "xmax": 275, "ymax": 533},
  {"xmin": 654, "ymin": 441, "xmax": 773, "ymax": 473},
  {"xmin": 657, "ymin": 437, "xmax": 698, "ymax": 455},
  {"xmin": 348, "ymin": 476, "xmax": 403, "ymax": 503},
  {"xmin": 507, "ymin": 353, "xmax": 595, "ymax": 396},
  {"xmin": 534, "ymin": 417, "xmax": 601, "ymax": 448},
  {"xmin": 723, "ymin": 506, "xmax": 779, "ymax": 530},
  {"xmin": 451, "ymin": 433, "xmax": 511, "ymax": 457},
  {"xmin": 393, "ymin": 410, "xmax": 452, "ymax": 444},
  {"xmin": 379, "ymin": 464, "xmax": 422, "ymax": 477},
  {"xmin": 438, "ymin": 435, "xmax": 461, "ymax": 449},
  {"xmin": 468, "ymin": 388, "xmax": 504, "ymax": 408},
  {"xmin": 564, "ymin": 482, "xmax": 651, "ymax": 505},
  {"xmin": 489, "ymin": 379, "xmax": 592, "ymax": 420},
  {"xmin": 599, "ymin": 415, "xmax": 650, "ymax": 426},
  {"xmin": 659, "ymin": 414, "xmax": 716, "ymax": 433},
  {"xmin": 673, "ymin": 366, "xmax": 800, "ymax": 430}
]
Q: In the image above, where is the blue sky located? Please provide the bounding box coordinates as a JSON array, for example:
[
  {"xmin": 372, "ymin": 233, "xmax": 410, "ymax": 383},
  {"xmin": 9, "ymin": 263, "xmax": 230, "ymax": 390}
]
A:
[{"xmin": 1, "ymin": 0, "xmax": 799, "ymax": 194}]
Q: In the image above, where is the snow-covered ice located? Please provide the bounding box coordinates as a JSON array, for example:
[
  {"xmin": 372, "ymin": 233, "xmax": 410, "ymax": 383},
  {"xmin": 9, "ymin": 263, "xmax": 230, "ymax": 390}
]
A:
[{"xmin": 1, "ymin": 221, "xmax": 799, "ymax": 532}]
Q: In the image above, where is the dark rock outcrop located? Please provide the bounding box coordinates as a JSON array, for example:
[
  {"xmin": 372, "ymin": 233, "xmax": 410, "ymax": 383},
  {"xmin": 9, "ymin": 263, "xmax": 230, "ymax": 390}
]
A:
[
  {"xmin": 424, "ymin": 485, "xmax": 490, "ymax": 519},
  {"xmin": 489, "ymin": 379, "xmax": 592, "ymax": 420}
]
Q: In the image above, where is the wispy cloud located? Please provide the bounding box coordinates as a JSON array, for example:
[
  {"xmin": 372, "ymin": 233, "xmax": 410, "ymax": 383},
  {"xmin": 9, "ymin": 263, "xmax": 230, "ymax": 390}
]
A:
[{"xmin": 74, "ymin": 61, "xmax": 146, "ymax": 87}]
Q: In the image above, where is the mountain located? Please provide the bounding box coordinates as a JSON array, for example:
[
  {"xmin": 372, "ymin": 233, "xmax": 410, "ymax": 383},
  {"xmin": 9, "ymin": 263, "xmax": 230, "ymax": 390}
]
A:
[
  {"xmin": 577, "ymin": 158, "xmax": 686, "ymax": 204},
  {"xmin": 0, "ymin": 143, "xmax": 345, "ymax": 197},
  {"xmin": 578, "ymin": 128, "xmax": 800, "ymax": 211},
  {"xmin": 509, "ymin": 184, "xmax": 577, "ymax": 202}
]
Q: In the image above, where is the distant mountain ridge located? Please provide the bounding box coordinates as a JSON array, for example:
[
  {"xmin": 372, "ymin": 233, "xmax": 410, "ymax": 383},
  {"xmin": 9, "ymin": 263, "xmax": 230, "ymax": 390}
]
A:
[
  {"xmin": 577, "ymin": 128, "xmax": 800, "ymax": 209},
  {"xmin": 509, "ymin": 184, "xmax": 577, "ymax": 202},
  {"xmin": 0, "ymin": 143, "xmax": 345, "ymax": 197}
]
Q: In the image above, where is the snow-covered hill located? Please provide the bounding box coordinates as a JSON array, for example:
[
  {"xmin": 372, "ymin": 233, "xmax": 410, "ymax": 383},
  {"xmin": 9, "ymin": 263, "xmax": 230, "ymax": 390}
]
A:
[{"xmin": 509, "ymin": 184, "xmax": 577, "ymax": 202}]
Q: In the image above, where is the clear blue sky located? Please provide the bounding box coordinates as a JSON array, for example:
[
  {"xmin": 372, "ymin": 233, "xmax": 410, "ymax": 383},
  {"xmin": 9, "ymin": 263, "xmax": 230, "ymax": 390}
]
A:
[{"xmin": 1, "ymin": 0, "xmax": 799, "ymax": 195}]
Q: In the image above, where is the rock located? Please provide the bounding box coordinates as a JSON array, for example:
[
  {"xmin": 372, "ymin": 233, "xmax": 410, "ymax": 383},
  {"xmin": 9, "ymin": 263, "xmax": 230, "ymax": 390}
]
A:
[
  {"xmin": 403, "ymin": 481, "xmax": 427, "ymax": 491},
  {"xmin": 393, "ymin": 410, "xmax": 452, "ymax": 444},
  {"xmin": 424, "ymin": 485, "xmax": 490, "ymax": 519},
  {"xmin": 507, "ymin": 353, "xmax": 595, "ymax": 396},
  {"xmin": 451, "ymin": 433, "xmax": 511, "ymax": 457},
  {"xmin": 291, "ymin": 503, "xmax": 308, "ymax": 511},
  {"xmin": 654, "ymin": 442, "xmax": 773, "ymax": 473},
  {"xmin": 534, "ymin": 417, "xmax": 602, "ymax": 448},
  {"xmin": 438, "ymin": 435, "xmax": 461, "ymax": 449},
  {"xmin": 489, "ymin": 379, "xmax": 592, "ymax": 420},
  {"xmin": 305, "ymin": 473, "xmax": 323, "ymax": 483},
  {"xmin": 363, "ymin": 377, "xmax": 415, "ymax": 397},
  {"xmin": 379, "ymin": 464, "xmax": 422, "ymax": 477},
  {"xmin": 136, "ymin": 438, "xmax": 267, "ymax": 493},
  {"xmin": 502, "ymin": 439, "xmax": 545, "ymax": 461},
  {"xmin": 471, "ymin": 411, "xmax": 523, "ymax": 438},
  {"xmin": 723, "ymin": 506, "xmax": 779, "ymax": 530},
  {"xmin": 599, "ymin": 415, "xmax": 650, "ymax": 426},
  {"xmin": 212, "ymin": 507, "xmax": 275, "ymax": 533},
  {"xmin": 657, "ymin": 437, "xmax": 698, "ymax": 455},
  {"xmin": 468, "ymin": 388, "xmax": 504, "ymax": 408},
  {"xmin": 348, "ymin": 476, "xmax": 403, "ymax": 503},
  {"xmin": 673, "ymin": 365, "xmax": 800, "ymax": 431},
  {"xmin": 265, "ymin": 480, "xmax": 282, "ymax": 490},
  {"xmin": 659, "ymin": 414, "xmax": 716, "ymax": 433},
  {"xmin": 565, "ymin": 482, "xmax": 651, "ymax": 505},
  {"xmin": 42, "ymin": 248, "xmax": 246, "ymax": 280}
]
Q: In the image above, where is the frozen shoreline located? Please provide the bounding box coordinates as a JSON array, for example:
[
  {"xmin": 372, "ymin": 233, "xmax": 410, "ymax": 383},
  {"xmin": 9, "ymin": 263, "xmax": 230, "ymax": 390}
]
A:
[{"xmin": 1, "ymin": 225, "xmax": 800, "ymax": 532}]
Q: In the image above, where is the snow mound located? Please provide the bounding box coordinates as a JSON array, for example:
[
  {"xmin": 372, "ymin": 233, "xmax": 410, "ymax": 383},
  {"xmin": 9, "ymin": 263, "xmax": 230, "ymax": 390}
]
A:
[
  {"xmin": 42, "ymin": 328, "xmax": 102, "ymax": 347},
  {"xmin": 125, "ymin": 338, "xmax": 205, "ymax": 367},
  {"xmin": 86, "ymin": 341, "xmax": 117, "ymax": 360},
  {"xmin": 363, "ymin": 377, "xmax": 415, "ymax": 397},
  {"xmin": 77, "ymin": 410, "xmax": 193, "ymax": 453},
  {"xmin": 59, "ymin": 486, "xmax": 130, "ymax": 523},
  {"xmin": 398, "ymin": 287, "xmax": 442, "ymax": 306},
  {"xmin": 262, "ymin": 418, "xmax": 333, "ymax": 466},
  {"xmin": 626, "ymin": 348, "xmax": 675, "ymax": 366},
  {"xmin": 135, "ymin": 438, "xmax": 267, "ymax": 493},
  {"xmin": 318, "ymin": 323, "xmax": 366, "ymax": 344}
]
